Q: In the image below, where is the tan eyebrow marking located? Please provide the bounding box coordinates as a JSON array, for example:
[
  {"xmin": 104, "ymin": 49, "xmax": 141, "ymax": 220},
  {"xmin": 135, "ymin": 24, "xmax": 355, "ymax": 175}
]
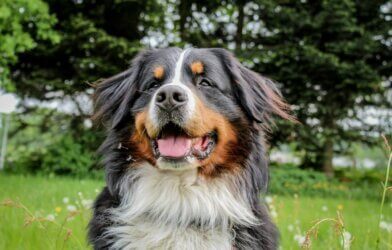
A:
[
  {"xmin": 190, "ymin": 61, "xmax": 204, "ymax": 74},
  {"xmin": 153, "ymin": 66, "xmax": 165, "ymax": 79}
]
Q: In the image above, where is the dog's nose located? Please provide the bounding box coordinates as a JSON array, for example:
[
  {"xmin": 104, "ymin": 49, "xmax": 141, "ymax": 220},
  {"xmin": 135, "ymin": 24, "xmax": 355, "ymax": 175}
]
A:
[{"xmin": 155, "ymin": 85, "xmax": 188, "ymax": 110}]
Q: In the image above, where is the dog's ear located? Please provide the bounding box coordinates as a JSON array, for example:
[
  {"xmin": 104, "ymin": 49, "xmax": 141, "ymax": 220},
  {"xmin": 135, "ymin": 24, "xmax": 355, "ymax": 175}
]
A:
[
  {"xmin": 211, "ymin": 48, "xmax": 295, "ymax": 125},
  {"xmin": 92, "ymin": 51, "xmax": 150, "ymax": 129}
]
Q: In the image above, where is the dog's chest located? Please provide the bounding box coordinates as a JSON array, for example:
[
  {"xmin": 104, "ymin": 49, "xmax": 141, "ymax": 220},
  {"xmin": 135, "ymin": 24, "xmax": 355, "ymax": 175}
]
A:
[
  {"xmin": 108, "ymin": 218, "xmax": 233, "ymax": 250},
  {"xmin": 106, "ymin": 164, "xmax": 256, "ymax": 249}
]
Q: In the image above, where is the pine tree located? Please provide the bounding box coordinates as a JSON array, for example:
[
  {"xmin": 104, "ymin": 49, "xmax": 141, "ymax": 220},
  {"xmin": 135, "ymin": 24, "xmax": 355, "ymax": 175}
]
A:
[{"xmin": 252, "ymin": 0, "xmax": 391, "ymax": 175}]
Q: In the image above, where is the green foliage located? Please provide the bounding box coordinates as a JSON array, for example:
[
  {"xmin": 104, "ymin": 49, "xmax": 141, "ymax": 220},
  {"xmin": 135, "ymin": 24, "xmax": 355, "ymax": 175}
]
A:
[
  {"xmin": 269, "ymin": 165, "xmax": 387, "ymax": 200},
  {"xmin": 335, "ymin": 168, "xmax": 391, "ymax": 184},
  {"xmin": 252, "ymin": 0, "xmax": 391, "ymax": 172},
  {"xmin": 6, "ymin": 133, "xmax": 101, "ymax": 178},
  {"xmin": 11, "ymin": 0, "xmax": 144, "ymax": 101},
  {"xmin": 5, "ymin": 109, "xmax": 102, "ymax": 178},
  {"xmin": 5, "ymin": 144, "xmax": 46, "ymax": 175},
  {"xmin": 40, "ymin": 134, "xmax": 96, "ymax": 177},
  {"xmin": 0, "ymin": 0, "xmax": 59, "ymax": 88},
  {"xmin": 2, "ymin": 0, "xmax": 390, "ymax": 177}
]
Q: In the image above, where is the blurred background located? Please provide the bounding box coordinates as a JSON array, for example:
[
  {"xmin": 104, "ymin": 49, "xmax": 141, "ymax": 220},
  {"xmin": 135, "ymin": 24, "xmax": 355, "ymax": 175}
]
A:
[{"xmin": 0, "ymin": 0, "xmax": 391, "ymax": 249}]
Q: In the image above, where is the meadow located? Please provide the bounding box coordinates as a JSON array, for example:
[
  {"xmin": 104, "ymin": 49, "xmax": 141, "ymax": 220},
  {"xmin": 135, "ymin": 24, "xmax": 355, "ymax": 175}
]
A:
[{"xmin": 0, "ymin": 174, "xmax": 391, "ymax": 250}]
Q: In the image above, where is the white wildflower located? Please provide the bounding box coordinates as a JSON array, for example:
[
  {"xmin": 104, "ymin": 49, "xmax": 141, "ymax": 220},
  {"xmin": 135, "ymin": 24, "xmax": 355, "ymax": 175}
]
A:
[
  {"xmin": 81, "ymin": 199, "xmax": 93, "ymax": 209},
  {"xmin": 380, "ymin": 221, "xmax": 392, "ymax": 233},
  {"xmin": 46, "ymin": 214, "xmax": 55, "ymax": 221},
  {"xmin": 63, "ymin": 197, "xmax": 69, "ymax": 204},
  {"xmin": 270, "ymin": 210, "xmax": 278, "ymax": 219},
  {"xmin": 287, "ymin": 224, "xmax": 294, "ymax": 232},
  {"xmin": 294, "ymin": 234, "xmax": 306, "ymax": 246},
  {"xmin": 67, "ymin": 205, "xmax": 77, "ymax": 212},
  {"xmin": 341, "ymin": 231, "xmax": 352, "ymax": 250},
  {"xmin": 265, "ymin": 196, "xmax": 273, "ymax": 204},
  {"xmin": 322, "ymin": 205, "xmax": 328, "ymax": 212}
]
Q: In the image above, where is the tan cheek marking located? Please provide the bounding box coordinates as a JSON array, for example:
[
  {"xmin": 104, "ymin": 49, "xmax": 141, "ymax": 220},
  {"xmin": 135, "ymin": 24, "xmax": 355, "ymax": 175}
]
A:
[
  {"xmin": 190, "ymin": 61, "xmax": 204, "ymax": 75},
  {"xmin": 184, "ymin": 97, "xmax": 240, "ymax": 176},
  {"xmin": 135, "ymin": 111, "xmax": 159, "ymax": 139},
  {"xmin": 153, "ymin": 66, "xmax": 165, "ymax": 80},
  {"xmin": 132, "ymin": 111, "xmax": 156, "ymax": 165}
]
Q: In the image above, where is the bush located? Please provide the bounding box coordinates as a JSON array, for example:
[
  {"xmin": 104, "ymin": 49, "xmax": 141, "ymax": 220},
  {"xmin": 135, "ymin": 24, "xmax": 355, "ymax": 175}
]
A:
[
  {"xmin": 5, "ymin": 133, "xmax": 102, "ymax": 179},
  {"xmin": 269, "ymin": 165, "xmax": 385, "ymax": 201},
  {"xmin": 5, "ymin": 144, "xmax": 47, "ymax": 174},
  {"xmin": 40, "ymin": 134, "xmax": 97, "ymax": 177},
  {"xmin": 334, "ymin": 168, "xmax": 390, "ymax": 184}
]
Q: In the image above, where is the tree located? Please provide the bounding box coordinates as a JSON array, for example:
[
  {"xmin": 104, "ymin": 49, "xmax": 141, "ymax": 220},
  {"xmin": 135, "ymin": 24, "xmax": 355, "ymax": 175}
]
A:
[
  {"xmin": 0, "ymin": 0, "xmax": 59, "ymax": 89},
  {"xmin": 251, "ymin": 0, "xmax": 391, "ymax": 176},
  {"xmin": 6, "ymin": 0, "xmax": 151, "ymax": 172},
  {"xmin": 9, "ymin": 0, "xmax": 151, "ymax": 144}
]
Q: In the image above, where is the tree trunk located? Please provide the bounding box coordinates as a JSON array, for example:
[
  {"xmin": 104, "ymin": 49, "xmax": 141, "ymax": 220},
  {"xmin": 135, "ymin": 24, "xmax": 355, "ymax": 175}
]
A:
[
  {"xmin": 321, "ymin": 106, "xmax": 336, "ymax": 177},
  {"xmin": 235, "ymin": 0, "xmax": 245, "ymax": 50},
  {"xmin": 179, "ymin": 0, "xmax": 189, "ymax": 42},
  {"xmin": 322, "ymin": 137, "xmax": 334, "ymax": 178}
]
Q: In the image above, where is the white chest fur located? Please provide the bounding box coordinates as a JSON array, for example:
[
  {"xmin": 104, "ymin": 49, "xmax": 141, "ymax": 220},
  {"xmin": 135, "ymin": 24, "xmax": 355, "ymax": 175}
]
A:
[{"xmin": 105, "ymin": 163, "xmax": 258, "ymax": 250}]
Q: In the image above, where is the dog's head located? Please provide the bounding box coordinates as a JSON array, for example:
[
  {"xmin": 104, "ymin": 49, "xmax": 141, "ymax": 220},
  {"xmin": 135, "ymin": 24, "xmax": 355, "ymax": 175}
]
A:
[{"xmin": 93, "ymin": 48, "xmax": 293, "ymax": 176}]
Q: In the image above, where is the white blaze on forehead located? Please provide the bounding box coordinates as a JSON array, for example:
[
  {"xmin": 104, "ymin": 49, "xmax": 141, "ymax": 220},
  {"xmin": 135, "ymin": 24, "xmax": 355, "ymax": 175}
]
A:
[{"xmin": 171, "ymin": 49, "xmax": 190, "ymax": 85}]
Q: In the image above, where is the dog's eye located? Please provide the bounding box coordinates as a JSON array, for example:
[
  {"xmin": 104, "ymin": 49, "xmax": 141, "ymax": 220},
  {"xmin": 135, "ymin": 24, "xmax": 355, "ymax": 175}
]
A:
[
  {"xmin": 148, "ymin": 82, "xmax": 161, "ymax": 90},
  {"xmin": 197, "ymin": 79, "xmax": 212, "ymax": 87}
]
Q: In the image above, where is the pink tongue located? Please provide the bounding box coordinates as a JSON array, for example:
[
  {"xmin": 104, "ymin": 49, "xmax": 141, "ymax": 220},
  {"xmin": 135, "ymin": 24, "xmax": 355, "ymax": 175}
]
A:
[{"xmin": 157, "ymin": 136, "xmax": 192, "ymax": 158}]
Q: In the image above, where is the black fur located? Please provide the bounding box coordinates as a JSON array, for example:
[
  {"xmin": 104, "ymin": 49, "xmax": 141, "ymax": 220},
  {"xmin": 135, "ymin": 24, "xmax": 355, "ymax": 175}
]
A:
[{"xmin": 88, "ymin": 48, "xmax": 291, "ymax": 249}]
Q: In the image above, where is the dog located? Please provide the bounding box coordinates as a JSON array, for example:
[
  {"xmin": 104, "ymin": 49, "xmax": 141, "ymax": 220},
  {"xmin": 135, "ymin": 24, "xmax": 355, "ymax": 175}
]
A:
[{"xmin": 88, "ymin": 48, "xmax": 293, "ymax": 250}]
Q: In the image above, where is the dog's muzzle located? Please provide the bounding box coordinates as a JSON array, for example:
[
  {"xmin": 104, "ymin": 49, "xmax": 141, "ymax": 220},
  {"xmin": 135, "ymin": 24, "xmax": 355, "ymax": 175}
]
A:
[{"xmin": 147, "ymin": 84, "xmax": 216, "ymax": 169}]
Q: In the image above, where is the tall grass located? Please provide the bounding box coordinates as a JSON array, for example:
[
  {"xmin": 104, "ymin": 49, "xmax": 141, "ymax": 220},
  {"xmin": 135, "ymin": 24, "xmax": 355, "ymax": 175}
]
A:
[
  {"xmin": 376, "ymin": 135, "xmax": 392, "ymax": 249},
  {"xmin": 0, "ymin": 149, "xmax": 391, "ymax": 250},
  {"xmin": 297, "ymin": 135, "xmax": 392, "ymax": 250}
]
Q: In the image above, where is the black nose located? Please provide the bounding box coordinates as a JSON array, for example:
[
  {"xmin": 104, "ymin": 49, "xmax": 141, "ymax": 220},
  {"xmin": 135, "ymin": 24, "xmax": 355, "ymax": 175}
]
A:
[{"xmin": 155, "ymin": 85, "xmax": 188, "ymax": 110}]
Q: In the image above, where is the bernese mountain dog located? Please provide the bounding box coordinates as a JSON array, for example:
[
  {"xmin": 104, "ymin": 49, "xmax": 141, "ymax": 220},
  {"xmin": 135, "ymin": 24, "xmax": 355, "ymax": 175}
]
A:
[{"xmin": 88, "ymin": 47, "xmax": 293, "ymax": 250}]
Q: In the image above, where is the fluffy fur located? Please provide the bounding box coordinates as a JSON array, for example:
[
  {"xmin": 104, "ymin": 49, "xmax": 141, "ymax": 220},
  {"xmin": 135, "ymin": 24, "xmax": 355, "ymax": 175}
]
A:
[
  {"xmin": 88, "ymin": 47, "xmax": 293, "ymax": 250},
  {"xmin": 105, "ymin": 164, "xmax": 255, "ymax": 249}
]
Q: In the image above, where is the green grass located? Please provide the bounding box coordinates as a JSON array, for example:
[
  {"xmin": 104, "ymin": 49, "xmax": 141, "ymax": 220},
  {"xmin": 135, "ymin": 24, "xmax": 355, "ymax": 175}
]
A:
[{"xmin": 0, "ymin": 174, "xmax": 391, "ymax": 250}]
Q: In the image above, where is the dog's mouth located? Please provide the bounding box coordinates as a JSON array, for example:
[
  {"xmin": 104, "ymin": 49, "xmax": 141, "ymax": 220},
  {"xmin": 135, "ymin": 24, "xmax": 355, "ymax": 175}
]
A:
[{"xmin": 151, "ymin": 123, "xmax": 217, "ymax": 161}]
